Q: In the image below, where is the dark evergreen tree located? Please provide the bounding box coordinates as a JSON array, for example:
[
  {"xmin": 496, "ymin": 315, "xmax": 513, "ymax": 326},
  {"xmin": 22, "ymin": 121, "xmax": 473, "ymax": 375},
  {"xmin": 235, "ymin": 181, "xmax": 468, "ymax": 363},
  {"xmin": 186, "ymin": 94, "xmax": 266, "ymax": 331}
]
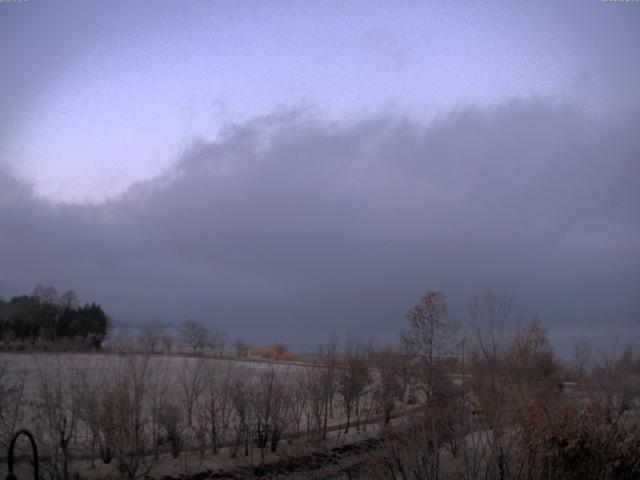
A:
[{"xmin": 0, "ymin": 286, "xmax": 111, "ymax": 349}]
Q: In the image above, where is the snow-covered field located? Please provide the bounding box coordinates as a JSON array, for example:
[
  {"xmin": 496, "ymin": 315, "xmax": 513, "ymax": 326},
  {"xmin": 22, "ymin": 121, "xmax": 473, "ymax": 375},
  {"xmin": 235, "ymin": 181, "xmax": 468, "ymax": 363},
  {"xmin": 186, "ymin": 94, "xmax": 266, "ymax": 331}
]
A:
[{"xmin": 0, "ymin": 351, "xmax": 308, "ymax": 392}]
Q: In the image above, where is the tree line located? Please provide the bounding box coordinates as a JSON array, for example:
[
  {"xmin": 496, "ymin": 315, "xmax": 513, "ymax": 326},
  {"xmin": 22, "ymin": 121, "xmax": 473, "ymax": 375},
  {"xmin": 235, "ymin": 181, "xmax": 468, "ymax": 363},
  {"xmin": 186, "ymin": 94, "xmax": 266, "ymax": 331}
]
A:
[{"xmin": 0, "ymin": 285, "xmax": 110, "ymax": 349}]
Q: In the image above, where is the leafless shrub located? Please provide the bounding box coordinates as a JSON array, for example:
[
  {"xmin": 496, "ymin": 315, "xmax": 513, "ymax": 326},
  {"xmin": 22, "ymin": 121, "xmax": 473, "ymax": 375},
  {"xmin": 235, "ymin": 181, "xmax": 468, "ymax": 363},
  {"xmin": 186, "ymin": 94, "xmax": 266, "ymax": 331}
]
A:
[
  {"xmin": 107, "ymin": 354, "xmax": 155, "ymax": 480},
  {"xmin": 77, "ymin": 370, "xmax": 103, "ymax": 467},
  {"xmin": 381, "ymin": 414, "xmax": 450, "ymax": 480},
  {"xmin": 0, "ymin": 360, "xmax": 26, "ymax": 452},
  {"xmin": 31, "ymin": 357, "xmax": 83, "ymax": 480},
  {"xmin": 509, "ymin": 385, "xmax": 640, "ymax": 480},
  {"xmin": 157, "ymin": 401, "xmax": 183, "ymax": 459}
]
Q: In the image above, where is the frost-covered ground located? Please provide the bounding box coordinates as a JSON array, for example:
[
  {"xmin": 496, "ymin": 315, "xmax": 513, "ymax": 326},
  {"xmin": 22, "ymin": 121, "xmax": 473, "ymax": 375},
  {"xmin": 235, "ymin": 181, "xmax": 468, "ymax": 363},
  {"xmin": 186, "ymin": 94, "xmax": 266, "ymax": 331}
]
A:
[{"xmin": 0, "ymin": 351, "xmax": 309, "ymax": 393}]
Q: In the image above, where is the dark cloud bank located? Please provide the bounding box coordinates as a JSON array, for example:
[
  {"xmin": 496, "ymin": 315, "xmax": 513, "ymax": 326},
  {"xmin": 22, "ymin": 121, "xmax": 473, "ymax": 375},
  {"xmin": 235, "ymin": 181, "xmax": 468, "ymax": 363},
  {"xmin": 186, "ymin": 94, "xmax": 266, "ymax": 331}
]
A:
[{"xmin": 1, "ymin": 100, "xmax": 639, "ymax": 352}]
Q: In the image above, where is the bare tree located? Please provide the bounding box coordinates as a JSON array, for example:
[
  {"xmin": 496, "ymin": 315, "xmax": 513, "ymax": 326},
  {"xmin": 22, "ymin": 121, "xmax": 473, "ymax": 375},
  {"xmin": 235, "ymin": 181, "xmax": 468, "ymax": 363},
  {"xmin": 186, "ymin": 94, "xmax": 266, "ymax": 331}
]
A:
[
  {"xmin": 289, "ymin": 372, "xmax": 308, "ymax": 440},
  {"xmin": 32, "ymin": 357, "xmax": 83, "ymax": 480},
  {"xmin": 77, "ymin": 368, "xmax": 104, "ymax": 468},
  {"xmin": 467, "ymin": 290, "xmax": 512, "ymax": 360},
  {"xmin": 177, "ymin": 357, "xmax": 205, "ymax": 430},
  {"xmin": 467, "ymin": 293, "xmax": 560, "ymax": 480},
  {"xmin": 403, "ymin": 291, "xmax": 458, "ymax": 364},
  {"xmin": 59, "ymin": 289, "xmax": 78, "ymax": 309},
  {"xmin": 173, "ymin": 357, "xmax": 207, "ymax": 475},
  {"xmin": 571, "ymin": 337, "xmax": 592, "ymax": 382},
  {"xmin": 251, "ymin": 367, "xmax": 292, "ymax": 462},
  {"xmin": 338, "ymin": 336, "xmax": 372, "ymax": 434},
  {"xmin": 381, "ymin": 421, "xmax": 444, "ymax": 480},
  {"xmin": 109, "ymin": 354, "xmax": 155, "ymax": 480},
  {"xmin": 319, "ymin": 335, "xmax": 339, "ymax": 438},
  {"xmin": 233, "ymin": 339, "xmax": 250, "ymax": 357},
  {"xmin": 110, "ymin": 324, "xmax": 135, "ymax": 351},
  {"xmin": 203, "ymin": 360, "xmax": 234, "ymax": 453},
  {"xmin": 180, "ymin": 320, "xmax": 209, "ymax": 354},
  {"xmin": 373, "ymin": 348, "xmax": 403, "ymax": 426},
  {"xmin": 273, "ymin": 343, "xmax": 288, "ymax": 359},
  {"xmin": 208, "ymin": 329, "xmax": 228, "ymax": 358},
  {"xmin": 144, "ymin": 356, "xmax": 169, "ymax": 461},
  {"xmin": 305, "ymin": 366, "xmax": 326, "ymax": 441},
  {"xmin": 138, "ymin": 320, "xmax": 165, "ymax": 353},
  {"xmin": 230, "ymin": 372, "xmax": 253, "ymax": 458},
  {"xmin": 32, "ymin": 283, "xmax": 60, "ymax": 304},
  {"xmin": 466, "ymin": 292, "xmax": 515, "ymax": 480},
  {"xmin": 81, "ymin": 379, "xmax": 118, "ymax": 465},
  {"xmin": 161, "ymin": 333, "xmax": 174, "ymax": 354},
  {"xmin": 401, "ymin": 291, "xmax": 459, "ymax": 410},
  {"xmin": 507, "ymin": 317, "xmax": 556, "ymax": 388}
]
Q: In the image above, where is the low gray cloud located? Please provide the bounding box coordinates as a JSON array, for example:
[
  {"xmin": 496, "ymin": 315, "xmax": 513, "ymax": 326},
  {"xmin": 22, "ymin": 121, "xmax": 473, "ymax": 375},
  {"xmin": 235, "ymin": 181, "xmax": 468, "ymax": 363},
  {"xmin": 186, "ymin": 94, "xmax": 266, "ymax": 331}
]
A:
[{"xmin": 1, "ymin": 100, "xmax": 639, "ymax": 350}]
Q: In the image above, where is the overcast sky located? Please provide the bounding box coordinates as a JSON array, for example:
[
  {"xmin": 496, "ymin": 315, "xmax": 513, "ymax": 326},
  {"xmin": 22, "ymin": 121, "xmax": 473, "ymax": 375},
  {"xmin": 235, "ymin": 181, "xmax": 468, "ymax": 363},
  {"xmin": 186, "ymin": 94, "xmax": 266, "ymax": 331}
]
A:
[{"xmin": 1, "ymin": 1, "xmax": 639, "ymax": 351}]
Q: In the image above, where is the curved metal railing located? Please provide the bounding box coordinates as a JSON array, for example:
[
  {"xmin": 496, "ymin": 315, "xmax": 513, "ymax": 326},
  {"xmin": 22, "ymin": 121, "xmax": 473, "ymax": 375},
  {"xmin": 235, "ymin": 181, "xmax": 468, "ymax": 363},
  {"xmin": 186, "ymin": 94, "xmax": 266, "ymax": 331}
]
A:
[{"xmin": 5, "ymin": 429, "xmax": 39, "ymax": 480}]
